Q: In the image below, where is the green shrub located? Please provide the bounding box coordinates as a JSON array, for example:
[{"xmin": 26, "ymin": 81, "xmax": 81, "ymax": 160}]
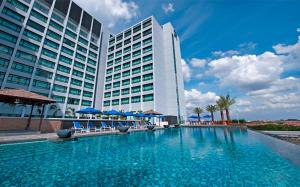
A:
[
  {"xmin": 248, "ymin": 124, "xmax": 300, "ymax": 131},
  {"xmin": 232, "ymin": 119, "xmax": 246, "ymax": 123}
]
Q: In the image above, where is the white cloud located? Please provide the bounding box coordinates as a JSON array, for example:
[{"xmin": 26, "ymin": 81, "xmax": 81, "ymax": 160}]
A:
[
  {"xmin": 207, "ymin": 52, "xmax": 283, "ymax": 91},
  {"xmin": 184, "ymin": 89, "xmax": 219, "ymax": 115},
  {"xmin": 212, "ymin": 42, "xmax": 256, "ymax": 57},
  {"xmin": 297, "ymin": 28, "xmax": 300, "ymax": 33},
  {"xmin": 73, "ymin": 0, "xmax": 138, "ymax": 28},
  {"xmin": 190, "ymin": 58, "xmax": 206, "ymax": 68},
  {"xmin": 162, "ymin": 3, "xmax": 175, "ymax": 14},
  {"xmin": 212, "ymin": 50, "xmax": 240, "ymax": 57},
  {"xmin": 181, "ymin": 59, "xmax": 191, "ymax": 82}
]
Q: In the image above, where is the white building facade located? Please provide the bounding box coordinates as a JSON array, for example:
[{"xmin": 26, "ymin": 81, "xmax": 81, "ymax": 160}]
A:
[{"xmin": 100, "ymin": 17, "xmax": 186, "ymax": 121}]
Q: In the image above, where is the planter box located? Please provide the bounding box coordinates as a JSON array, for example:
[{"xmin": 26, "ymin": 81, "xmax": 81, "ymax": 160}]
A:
[
  {"xmin": 147, "ymin": 125, "xmax": 155, "ymax": 130},
  {"xmin": 163, "ymin": 125, "xmax": 170, "ymax": 128},
  {"xmin": 56, "ymin": 129, "xmax": 74, "ymax": 138},
  {"xmin": 174, "ymin": 124, "xmax": 180, "ymax": 128},
  {"xmin": 118, "ymin": 126, "xmax": 129, "ymax": 132}
]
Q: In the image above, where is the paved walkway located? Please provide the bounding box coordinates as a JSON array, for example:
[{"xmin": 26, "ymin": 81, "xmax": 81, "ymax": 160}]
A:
[{"xmin": 0, "ymin": 127, "xmax": 163, "ymax": 144}]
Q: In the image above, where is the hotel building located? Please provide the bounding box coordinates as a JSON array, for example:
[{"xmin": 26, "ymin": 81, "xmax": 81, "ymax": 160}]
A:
[
  {"xmin": 0, "ymin": 0, "xmax": 109, "ymax": 117},
  {"xmin": 0, "ymin": 0, "xmax": 185, "ymax": 121},
  {"xmin": 100, "ymin": 17, "xmax": 185, "ymax": 121}
]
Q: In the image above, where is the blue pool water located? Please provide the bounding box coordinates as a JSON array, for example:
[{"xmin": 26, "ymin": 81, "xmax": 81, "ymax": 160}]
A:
[{"xmin": 1, "ymin": 127, "xmax": 300, "ymax": 186}]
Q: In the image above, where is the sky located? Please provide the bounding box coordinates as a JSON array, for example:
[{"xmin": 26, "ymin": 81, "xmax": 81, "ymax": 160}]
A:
[{"xmin": 74, "ymin": 0, "xmax": 300, "ymax": 120}]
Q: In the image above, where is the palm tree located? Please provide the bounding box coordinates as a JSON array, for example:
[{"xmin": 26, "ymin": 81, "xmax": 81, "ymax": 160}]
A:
[
  {"xmin": 206, "ymin": 105, "xmax": 217, "ymax": 123},
  {"xmin": 49, "ymin": 105, "xmax": 61, "ymax": 118},
  {"xmin": 216, "ymin": 99, "xmax": 226, "ymax": 124},
  {"xmin": 65, "ymin": 107, "xmax": 76, "ymax": 118},
  {"xmin": 221, "ymin": 94, "xmax": 236, "ymax": 122},
  {"xmin": 193, "ymin": 107, "xmax": 203, "ymax": 122}
]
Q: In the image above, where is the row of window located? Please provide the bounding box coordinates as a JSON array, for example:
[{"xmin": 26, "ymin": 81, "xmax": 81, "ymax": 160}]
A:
[
  {"xmin": 109, "ymin": 45, "xmax": 152, "ymax": 61},
  {"xmin": 109, "ymin": 18, "xmax": 152, "ymax": 45},
  {"xmin": 104, "ymin": 73, "xmax": 153, "ymax": 90},
  {"xmin": 104, "ymin": 83, "xmax": 153, "ymax": 98},
  {"xmin": 103, "ymin": 94, "xmax": 154, "ymax": 106},
  {"xmin": 105, "ymin": 64, "xmax": 153, "ymax": 81},
  {"xmin": 52, "ymin": 95, "xmax": 92, "ymax": 106}
]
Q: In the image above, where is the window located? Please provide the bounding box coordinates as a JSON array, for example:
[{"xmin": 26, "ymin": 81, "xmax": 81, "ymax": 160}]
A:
[
  {"xmin": 113, "ymin": 81, "xmax": 120, "ymax": 88},
  {"xmin": 76, "ymin": 53, "xmax": 86, "ymax": 62},
  {"xmin": 133, "ymin": 42, "xmax": 141, "ymax": 49},
  {"xmin": 55, "ymin": 74, "xmax": 68, "ymax": 83},
  {"xmin": 53, "ymin": 84, "xmax": 67, "ymax": 93},
  {"xmin": 69, "ymin": 88, "xmax": 81, "ymax": 95},
  {"xmin": 107, "ymin": 61, "xmax": 113, "ymax": 67},
  {"xmin": 61, "ymin": 47, "xmax": 74, "ymax": 56},
  {"xmin": 132, "ymin": 59, "xmax": 141, "ymax": 66},
  {"xmin": 143, "ymin": 29, "xmax": 152, "ymax": 37},
  {"xmin": 114, "ymin": 65, "xmax": 121, "ymax": 72},
  {"xmin": 122, "ymin": 70, "xmax": 130, "ymax": 77},
  {"xmin": 123, "ymin": 62, "xmax": 130, "ymax": 69},
  {"xmin": 27, "ymin": 20, "xmax": 45, "ymax": 32},
  {"xmin": 19, "ymin": 39, "xmax": 39, "ymax": 52},
  {"xmin": 143, "ymin": 83, "xmax": 153, "ymax": 91},
  {"xmin": 124, "ymin": 30, "xmax": 131, "ymax": 38},
  {"xmin": 121, "ymin": 88, "xmax": 129, "ymax": 95},
  {"xmin": 0, "ymin": 30, "xmax": 17, "ymax": 44},
  {"xmin": 112, "ymin": 90, "xmax": 120, "ymax": 97},
  {"xmin": 132, "ymin": 50, "xmax": 141, "ymax": 57},
  {"xmin": 114, "ymin": 73, "xmax": 121, "ymax": 79},
  {"xmin": 63, "ymin": 38, "xmax": 75, "ymax": 48},
  {"xmin": 143, "ymin": 19, "xmax": 151, "ymax": 28},
  {"xmin": 143, "ymin": 46, "xmax": 152, "ymax": 53},
  {"xmin": 131, "ymin": 96, "xmax": 140, "ymax": 103},
  {"xmin": 143, "ymin": 64, "xmax": 153, "ymax": 71},
  {"xmin": 143, "ymin": 73, "xmax": 153, "ymax": 81},
  {"xmin": 132, "ymin": 67, "xmax": 141, "ymax": 75},
  {"xmin": 47, "ymin": 30, "xmax": 61, "ymax": 41},
  {"xmin": 7, "ymin": 74, "xmax": 30, "ymax": 85},
  {"xmin": 72, "ymin": 69, "xmax": 83, "ymax": 77},
  {"xmin": 124, "ymin": 38, "xmax": 131, "ymax": 45},
  {"xmin": 2, "ymin": 7, "xmax": 24, "ymax": 22},
  {"xmin": 33, "ymin": 1, "xmax": 49, "ymax": 14},
  {"xmin": 35, "ymin": 68, "xmax": 52, "ymax": 79},
  {"xmin": 86, "ymin": 66, "xmax": 95, "ymax": 74},
  {"xmin": 83, "ymin": 91, "xmax": 92, "ymax": 98},
  {"xmin": 78, "ymin": 37, "xmax": 88, "ymax": 45},
  {"xmin": 68, "ymin": 98, "xmax": 79, "ymax": 105},
  {"xmin": 0, "ymin": 17, "xmax": 21, "ymax": 32},
  {"xmin": 38, "ymin": 58, "xmax": 54, "ymax": 68},
  {"xmin": 41, "ymin": 48, "xmax": 57, "ymax": 59},
  {"xmin": 44, "ymin": 39, "xmax": 59, "ymax": 50},
  {"xmin": 84, "ymin": 82, "xmax": 93, "ymax": 89},
  {"xmin": 108, "ymin": 46, "xmax": 114, "ymax": 52},
  {"xmin": 57, "ymin": 64, "xmax": 70, "ymax": 73},
  {"xmin": 105, "ymin": 83, "xmax": 111, "ymax": 90},
  {"xmin": 131, "ymin": 86, "xmax": 141, "ymax": 93},
  {"xmin": 15, "ymin": 50, "xmax": 36, "ymax": 62},
  {"xmin": 143, "ymin": 54, "xmax": 152, "ymax": 62},
  {"xmin": 0, "ymin": 44, "xmax": 13, "ymax": 55},
  {"xmin": 49, "ymin": 20, "xmax": 63, "ymax": 31},
  {"xmin": 133, "ymin": 24, "xmax": 141, "ymax": 33},
  {"xmin": 109, "ymin": 38, "xmax": 115, "ymax": 46},
  {"xmin": 23, "ymin": 29, "xmax": 42, "ymax": 42},
  {"xmin": 65, "ymin": 29, "xmax": 76, "ymax": 39},
  {"xmin": 122, "ymin": 79, "xmax": 130, "ymax": 86},
  {"xmin": 133, "ymin": 34, "xmax": 141, "ymax": 41},
  {"xmin": 90, "ymin": 43, "xmax": 98, "ymax": 51},
  {"xmin": 0, "ymin": 57, "xmax": 9, "ymax": 68},
  {"xmin": 115, "ymin": 50, "xmax": 122, "ymax": 57},
  {"xmin": 30, "ymin": 9, "xmax": 47, "ymax": 22},
  {"xmin": 115, "ymin": 58, "xmax": 121, "ymax": 64},
  {"xmin": 52, "ymin": 95, "xmax": 65, "ymax": 103},
  {"xmin": 121, "ymin": 98, "xmax": 129, "ymax": 104},
  {"xmin": 33, "ymin": 80, "xmax": 50, "ymax": 89},
  {"xmin": 106, "ymin": 76, "xmax": 112, "ymax": 82},
  {"xmin": 124, "ymin": 46, "xmax": 131, "ymax": 53},
  {"xmin": 112, "ymin": 99, "xmax": 119, "ymax": 106},
  {"xmin": 82, "ymin": 100, "xmax": 92, "ymax": 106},
  {"xmin": 143, "ymin": 38, "xmax": 152, "ymax": 45},
  {"xmin": 51, "ymin": 12, "xmax": 64, "ymax": 24},
  {"xmin": 59, "ymin": 55, "xmax": 72, "ymax": 65},
  {"xmin": 85, "ymin": 74, "xmax": 94, "ymax": 81},
  {"xmin": 11, "ymin": 62, "xmax": 33, "ymax": 74},
  {"xmin": 104, "ymin": 92, "xmax": 111, "ymax": 98},
  {"xmin": 108, "ymin": 54, "xmax": 114, "ymax": 60},
  {"xmin": 116, "ymin": 34, "xmax": 123, "ymax": 41},
  {"xmin": 123, "ymin": 54, "xmax": 130, "ymax": 61},
  {"xmin": 106, "ymin": 68, "xmax": 113, "ymax": 74},
  {"xmin": 78, "ymin": 45, "xmax": 87, "ymax": 54},
  {"xmin": 71, "ymin": 78, "xmax": 82, "ymax": 86},
  {"xmin": 143, "ymin": 94, "xmax": 154, "ymax": 102},
  {"xmin": 74, "ymin": 61, "xmax": 85, "ymax": 69},
  {"xmin": 103, "ymin": 100, "xmax": 110, "ymax": 106},
  {"xmin": 132, "ymin": 76, "xmax": 141, "ymax": 84},
  {"xmin": 80, "ymin": 29, "xmax": 88, "ymax": 38},
  {"xmin": 67, "ymin": 20, "xmax": 77, "ymax": 32},
  {"xmin": 7, "ymin": 0, "xmax": 29, "ymax": 12}
]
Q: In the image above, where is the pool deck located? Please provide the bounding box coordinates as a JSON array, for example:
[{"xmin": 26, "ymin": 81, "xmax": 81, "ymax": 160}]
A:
[
  {"xmin": 260, "ymin": 131, "xmax": 300, "ymax": 145},
  {"xmin": 0, "ymin": 127, "xmax": 164, "ymax": 144}
]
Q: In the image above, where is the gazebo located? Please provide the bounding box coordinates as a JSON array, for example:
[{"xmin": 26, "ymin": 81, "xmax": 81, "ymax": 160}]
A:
[{"xmin": 0, "ymin": 89, "xmax": 56, "ymax": 131}]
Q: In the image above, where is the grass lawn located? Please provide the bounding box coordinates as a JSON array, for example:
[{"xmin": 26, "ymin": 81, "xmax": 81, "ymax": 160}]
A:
[{"xmin": 248, "ymin": 123, "xmax": 300, "ymax": 131}]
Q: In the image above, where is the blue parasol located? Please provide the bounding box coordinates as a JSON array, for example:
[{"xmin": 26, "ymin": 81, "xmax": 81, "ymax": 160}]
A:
[
  {"xmin": 104, "ymin": 110, "xmax": 124, "ymax": 129},
  {"xmin": 76, "ymin": 107, "xmax": 102, "ymax": 114}
]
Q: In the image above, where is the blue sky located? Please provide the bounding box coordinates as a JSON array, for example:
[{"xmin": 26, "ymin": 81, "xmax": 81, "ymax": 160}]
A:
[{"xmin": 75, "ymin": 0, "xmax": 300, "ymax": 120}]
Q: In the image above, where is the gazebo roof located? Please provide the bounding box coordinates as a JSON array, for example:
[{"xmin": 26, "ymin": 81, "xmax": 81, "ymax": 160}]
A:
[
  {"xmin": 0, "ymin": 89, "xmax": 55, "ymax": 105},
  {"xmin": 144, "ymin": 109, "xmax": 162, "ymax": 115}
]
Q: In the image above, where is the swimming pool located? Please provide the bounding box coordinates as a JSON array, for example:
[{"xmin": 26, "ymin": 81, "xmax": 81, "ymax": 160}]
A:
[{"xmin": 1, "ymin": 127, "xmax": 300, "ymax": 186}]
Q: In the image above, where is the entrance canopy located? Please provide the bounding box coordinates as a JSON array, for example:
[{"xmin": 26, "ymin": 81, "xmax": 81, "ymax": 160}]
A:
[{"xmin": 0, "ymin": 89, "xmax": 55, "ymax": 105}]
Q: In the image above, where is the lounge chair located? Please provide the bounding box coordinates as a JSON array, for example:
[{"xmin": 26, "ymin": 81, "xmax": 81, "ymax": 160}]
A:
[
  {"xmin": 87, "ymin": 122, "xmax": 101, "ymax": 132},
  {"xmin": 101, "ymin": 121, "xmax": 111, "ymax": 131},
  {"xmin": 73, "ymin": 121, "xmax": 87, "ymax": 133}
]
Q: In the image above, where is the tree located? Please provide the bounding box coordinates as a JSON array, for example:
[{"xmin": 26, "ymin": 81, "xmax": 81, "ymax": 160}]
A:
[
  {"xmin": 193, "ymin": 107, "xmax": 203, "ymax": 122},
  {"xmin": 220, "ymin": 94, "xmax": 236, "ymax": 122},
  {"xmin": 206, "ymin": 105, "xmax": 217, "ymax": 123},
  {"xmin": 49, "ymin": 105, "xmax": 61, "ymax": 118},
  {"xmin": 216, "ymin": 98, "xmax": 226, "ymax": 124},
  {"xmin": 65, "ymin": 107, "xmax": 76, "ymax": 118}
]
